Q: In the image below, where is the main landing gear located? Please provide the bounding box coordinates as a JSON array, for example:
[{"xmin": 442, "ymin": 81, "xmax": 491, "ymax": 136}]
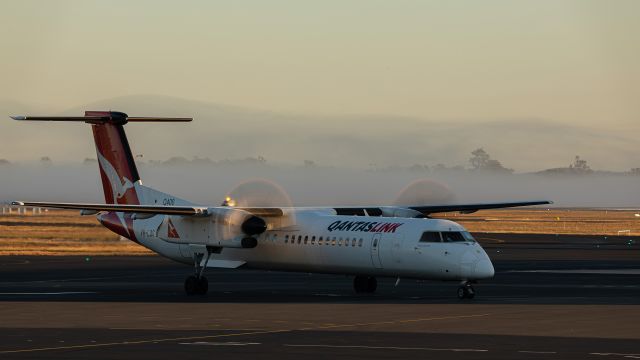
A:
[
  {"xmin": 353, "ymin": 275, "xmax": 377, "ymax": 294},
  {"xmin": 185, "ymin": 251, "xmax": 211, "ymax": 296},
  {"xmin": 457, "ymin": 281, "xmax": 475, "ymax": 300}
]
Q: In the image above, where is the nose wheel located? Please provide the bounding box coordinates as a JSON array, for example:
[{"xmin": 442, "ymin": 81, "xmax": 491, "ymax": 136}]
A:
[{"xmin": 457, "ymin": 282, "xmax": 475, "ymax": 299}]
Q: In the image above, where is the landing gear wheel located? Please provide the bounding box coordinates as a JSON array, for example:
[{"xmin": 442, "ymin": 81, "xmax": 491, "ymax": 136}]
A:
[
  {"xmin": 457, "ymin": 283, "xmax": 475, "ymax": 300},
  {"xmin": 185, "ymin": 249, "xmax": 213, "ymax": 296},
  {"xmin": 197, "ymin": 276, "xmax": 208, "ymax": 295},
  {"xmin": 353, "ymin": 276, "xmax": 366, "ymax": 293},
  {"xmin": 366, "ymin": 276, "xmax": 377, "ymax": 293},
  {"xmin": 185, "ymin": 275, "xmax": 199, "ymax": 296},
  {"xmin": 353, "ymin": 276, "xmax": 377, "ymax": 294},
  {"xmin": 185, "ymin": 276, "xmax": 208, "ymax": 295}
]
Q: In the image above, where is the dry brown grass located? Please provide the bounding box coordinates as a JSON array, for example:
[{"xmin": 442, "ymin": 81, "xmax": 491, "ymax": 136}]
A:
[
  {"xmin": 1, "ymin": 208, "xmax": 638, "ymax": 255},
  {"xmin": 0, "ymin": 210, "xmax": 152, "ymax": 255},
  {"xmin": 435, "ymin": 208, "xmax": 640, "ymax": 235}
]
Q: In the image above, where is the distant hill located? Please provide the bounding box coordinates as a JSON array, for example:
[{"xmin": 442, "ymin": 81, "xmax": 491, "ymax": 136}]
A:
[{"xmin": 1, "ymin": 94, "xmax": 637, "ymax": 172}]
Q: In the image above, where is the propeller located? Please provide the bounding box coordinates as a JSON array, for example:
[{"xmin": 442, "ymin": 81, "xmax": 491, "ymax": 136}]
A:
[
  {"xmin": 223, "ymin": 178, "xmax": 294, "ymax": 208},
  {"xmin": 393, "ymin": 178, "xmax": 456, "ymax": 206},
  {"xmin": 220, "ymin": 179, "xmax": 297, "ymax": 242}
]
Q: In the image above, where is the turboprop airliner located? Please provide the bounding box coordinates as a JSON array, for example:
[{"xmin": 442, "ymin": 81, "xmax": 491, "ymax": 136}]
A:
[{"xmin": 10, "ymin": 111, "xmax": 551, "ymax": 299}]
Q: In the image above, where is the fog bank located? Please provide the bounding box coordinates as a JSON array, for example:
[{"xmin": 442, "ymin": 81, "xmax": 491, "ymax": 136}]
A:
[{"xmin": 1, "ymin": 164, "xmax": 638, "ymax": 208}]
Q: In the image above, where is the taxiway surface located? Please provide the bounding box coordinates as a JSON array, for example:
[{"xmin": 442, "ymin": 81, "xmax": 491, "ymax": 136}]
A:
[{"xmin": 0, "ymin": 233, "xmax": 638, "ymax": 359}]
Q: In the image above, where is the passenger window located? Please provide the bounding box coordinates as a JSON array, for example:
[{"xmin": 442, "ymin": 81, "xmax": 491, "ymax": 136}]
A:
[
  {"xmin": 311, "ymin": 236, "xmax": 316, "ymax": 245},
  {"xmin": 338, "ymin": 238, "xmax": 343, "ymax": 246},
  {"xmin": 318, "ymin": 237, "xmax": 323, "ymax": 245},
  {"xmin": 284, "ymin": 234, "xmax": 289, "ymax": 244},
  {"xmin": 358, "ymin": 238, "xmax": 363, "ymax": 247},
  {"xmin": 331, "ymin": 238, "xmax": 336, "ymax": 246},
  {"xmin": 420, "ymin": 232, "xmax": 442, "ymax": 242},
  {"xmin": 297, "ymin": 235, "xmax": 302, "ymax": 244},
  {"xmin": 441, "ymin": 231, "xmax": 466, "ymax": 242},
  {"xmin": 304, "ymin": 235, "xmax": 308, "ymax": 245}
]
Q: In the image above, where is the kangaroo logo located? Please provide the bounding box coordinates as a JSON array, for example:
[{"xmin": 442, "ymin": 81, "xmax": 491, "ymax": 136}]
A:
[{"xmin": 97, "ymin": 152, "xmax": 135, "ymax": 201}]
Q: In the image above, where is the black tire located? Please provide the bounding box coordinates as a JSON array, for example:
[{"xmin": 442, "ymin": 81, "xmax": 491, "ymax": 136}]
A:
[
  {"xmin": 465, "ymin": 286, "xmax": 475, "ymax": 299},
  {"xmin": 197, "ymin": 276, "xmax": 208, "ymax": 295},
  {"xmin": 184, "ymin": 276, "xmax": 198, "ymax": 295},
  {"xmin": 366, "ymin": 276, "xmax": 377, "ymax": 293},
  {"xmin": 353, "ymin": 276, "xmax": 366, "ymax": 293}
]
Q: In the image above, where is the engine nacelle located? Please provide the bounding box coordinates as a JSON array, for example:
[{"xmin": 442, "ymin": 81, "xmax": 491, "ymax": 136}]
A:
[
  {"xmin": 157, "ymin": 207, "xmax": 266, "ymax": 248},
  {"xmin": 379, "ymin": 206, "xmax": 425, "ymax": 218},
  {"xmin": 208, "ymin": 207, "xmax": 266, "ymax": 248}
]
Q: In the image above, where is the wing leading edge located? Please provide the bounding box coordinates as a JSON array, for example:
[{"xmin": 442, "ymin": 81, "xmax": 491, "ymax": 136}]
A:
[
  {"xmin": 408, "ymin": 200, "xmax": 552, "ymax": 215},
  {"xmin": 10, "ymin": 201, "xmax": 285, "ymax": 217},
  {"xmin": 11, "ymin": 201, "xmax": 208, "ymax": 216},
  {"xmin": 333, "ymin": 200, "xmax": 552, "ymax": 217},
  {"xmin": 11, "ymin": 200, "xmax": 551, "ymax": 218}
]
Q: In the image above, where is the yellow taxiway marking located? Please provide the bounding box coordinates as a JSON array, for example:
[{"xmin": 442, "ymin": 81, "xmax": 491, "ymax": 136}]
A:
[
  {"xmin": 0, "ymin": 313, "xmax": 490, "ymax": 354},
  {"xmin": 284, "ymin": 344, "xmax": 488, "ymax": 352}
]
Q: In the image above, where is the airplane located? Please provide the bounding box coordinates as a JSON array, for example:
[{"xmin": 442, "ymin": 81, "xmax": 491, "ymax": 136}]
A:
[{"xmin": 10, "ymin": 111, "xmax": 551, "ymax": 299}]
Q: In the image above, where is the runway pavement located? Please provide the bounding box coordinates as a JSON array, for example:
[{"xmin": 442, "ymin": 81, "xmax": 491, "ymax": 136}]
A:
[{"xmin": 0, "ymin": 233, "xmax": 638, "ymax": 359}]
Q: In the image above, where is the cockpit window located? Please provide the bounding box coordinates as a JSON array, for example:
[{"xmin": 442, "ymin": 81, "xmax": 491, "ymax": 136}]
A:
[
  {"xmin": 441, "ymin": 231, "xmax": 466, "ymax": 242},
  {"xmin": 419, "ymin": 231, "xmax": 442, "ymax": 242},
  {"xmin": 461, "ymin": 231, "xmax": 476, "ymax": 242}
]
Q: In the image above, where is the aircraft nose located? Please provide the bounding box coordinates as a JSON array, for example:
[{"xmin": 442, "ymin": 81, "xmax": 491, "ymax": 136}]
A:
[{"xmin": 474, "ymin": 258, "xmax": 495, "ymax": 279}]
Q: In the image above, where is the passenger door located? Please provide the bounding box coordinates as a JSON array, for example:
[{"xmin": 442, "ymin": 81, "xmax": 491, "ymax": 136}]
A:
[{"xmin": 370, "ymin": 233, "xmax": 383, "ymax": 269}]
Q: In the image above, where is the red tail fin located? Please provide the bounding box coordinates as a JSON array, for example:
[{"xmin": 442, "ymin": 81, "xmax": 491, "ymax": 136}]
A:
[
  {"xmin": 87, "ymin": 111, "xmax": 141, "ymax": 205},
  {"xmin": 9, "ymin": 110, "xmax": 191, "ymax": 206}
]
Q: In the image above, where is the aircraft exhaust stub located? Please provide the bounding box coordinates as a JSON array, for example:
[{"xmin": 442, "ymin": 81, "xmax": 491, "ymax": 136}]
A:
[{"xmin": 241, "ymin": 237, "xmax": 258, "ymax": 248}]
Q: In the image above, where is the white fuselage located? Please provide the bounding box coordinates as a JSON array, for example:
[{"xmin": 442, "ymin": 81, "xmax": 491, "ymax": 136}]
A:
[{"xmin": 118, "ymin": 209, "xmax": 495, "ymax": 282}]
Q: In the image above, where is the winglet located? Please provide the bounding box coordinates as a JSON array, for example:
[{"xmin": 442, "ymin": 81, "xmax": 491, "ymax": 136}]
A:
[
  {"xmin": 10, "ymin": 115, "xmax": 26, "ymax": 120},
  {"xmin": 11, "ymin": 201, "xmax": 24, "ymax": 206}
]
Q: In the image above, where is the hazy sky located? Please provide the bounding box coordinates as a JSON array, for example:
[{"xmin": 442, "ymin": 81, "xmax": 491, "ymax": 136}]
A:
[{"xmin": 1, "ymin": 0, "xmax": 639, "ymax": 127}]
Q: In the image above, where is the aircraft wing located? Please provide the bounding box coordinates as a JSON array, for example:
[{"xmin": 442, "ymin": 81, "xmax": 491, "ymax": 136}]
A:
[
  {"xmin": 12, "ymin": 200, "xmax": 551, "ymax": 218},
  {"xmin": 12, "ymin": 201, "xmax": 285, "ymax": 218},
  {"xmin": 407, "ymin": 200, "xmax": 552, "ymax": 215},
  {"xmin": 237, "ymin": 208, "xmax": 285, "ymax": 217},
  {"xmin": 333, "ymin": 200, "xmax": 552, "ymax": 217},
  {"xmin": 11, "ymin": 201, "xmax": 209, "ymax": 216}
]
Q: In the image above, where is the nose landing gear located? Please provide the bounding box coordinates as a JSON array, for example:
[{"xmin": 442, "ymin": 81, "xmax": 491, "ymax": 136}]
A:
[{"xmin": 457, "ymin": 282, "xmax": 475, "ymax": 299}]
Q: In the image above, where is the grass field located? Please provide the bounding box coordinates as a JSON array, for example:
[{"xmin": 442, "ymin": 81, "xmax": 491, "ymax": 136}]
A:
[
  {"xmin": 0, "ymin": 208, "xmax": 638, "ymax": 255},
  {"xmin": 436, "ymin": 208, "xmax": 640, "ymax": 235},
  {"xmin": 0, "ymin": 210, "xmax": 151, "ymax": 256}
]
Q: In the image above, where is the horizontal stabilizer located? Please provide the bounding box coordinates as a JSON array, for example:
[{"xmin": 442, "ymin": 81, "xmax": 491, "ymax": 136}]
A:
[{"xmin": 10, "ymin": 111, "xmax": 191, "ymax": 124}]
